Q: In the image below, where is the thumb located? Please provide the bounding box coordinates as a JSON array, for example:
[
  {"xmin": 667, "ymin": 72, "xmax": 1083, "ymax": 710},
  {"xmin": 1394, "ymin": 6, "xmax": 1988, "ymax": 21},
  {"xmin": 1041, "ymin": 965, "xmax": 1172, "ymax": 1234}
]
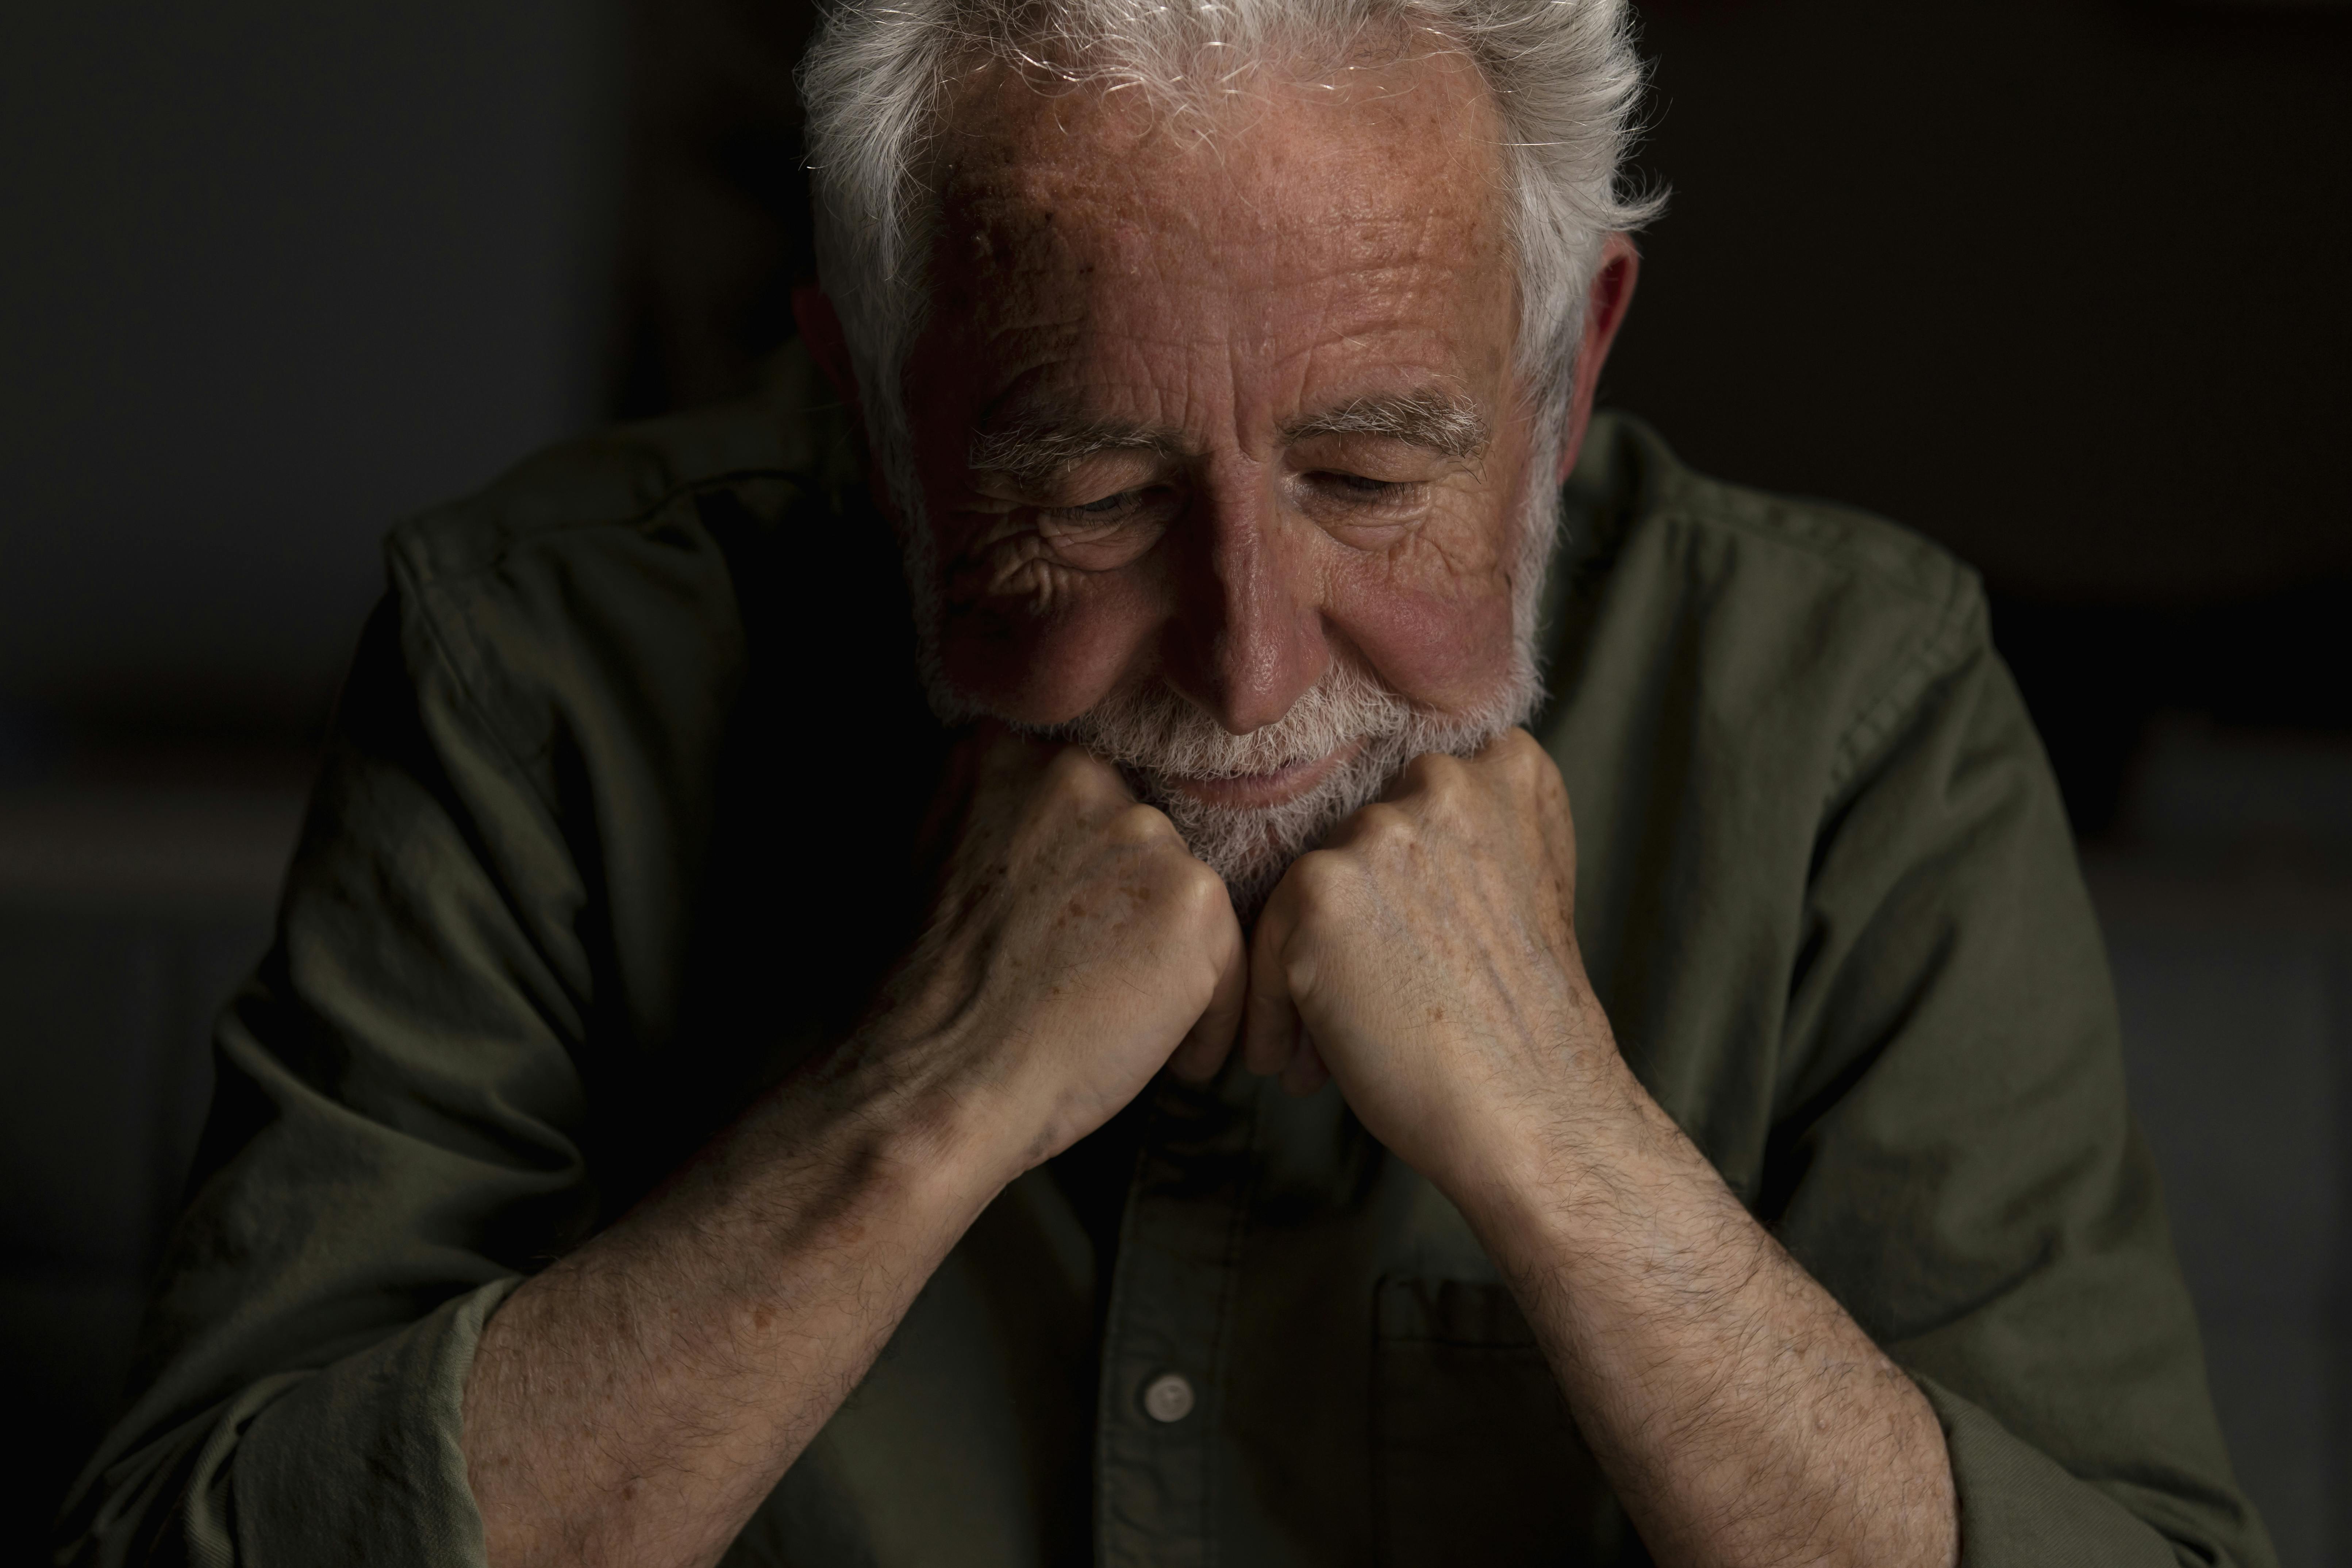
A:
[
  {"xmin": 1241, "ymin": 879, "xmax": 1307, "ymax": 1080},
  {"xmin": 1167, "ymin": 888, "xmax": 1247, "ymax": 1084}
]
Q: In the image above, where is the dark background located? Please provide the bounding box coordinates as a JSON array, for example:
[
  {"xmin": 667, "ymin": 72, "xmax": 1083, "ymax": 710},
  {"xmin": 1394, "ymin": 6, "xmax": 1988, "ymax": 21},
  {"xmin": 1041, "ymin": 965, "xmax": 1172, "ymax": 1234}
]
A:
[{"xmin": 2, "ymin": 0, "xmax": 2347, "ymax": 1560}]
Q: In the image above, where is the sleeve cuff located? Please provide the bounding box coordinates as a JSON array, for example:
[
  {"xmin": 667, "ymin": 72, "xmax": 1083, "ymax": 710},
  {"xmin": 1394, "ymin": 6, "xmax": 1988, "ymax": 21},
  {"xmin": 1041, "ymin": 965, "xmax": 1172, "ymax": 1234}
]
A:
[
  {"xmin": 227, "ymin": 1277, "xmax": 521, "ymax": 1566},
  {"xmin": 1914, "ymin": 1372, "xmax": 2193, "ymax": 1568}
]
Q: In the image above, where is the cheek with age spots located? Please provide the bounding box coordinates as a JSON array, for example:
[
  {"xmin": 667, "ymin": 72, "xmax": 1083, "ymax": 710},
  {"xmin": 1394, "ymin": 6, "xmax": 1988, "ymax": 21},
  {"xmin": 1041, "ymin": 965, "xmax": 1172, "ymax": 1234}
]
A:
[
  {"xmin": 935, "ymin": 573, "xmax": 1164, "ymax": 726},
  {"xmin": 1340, "ymin": 575, "xmax": 1518, "ymax": 702},
  {"xmin": 1321, "ymin": 505, "xmax": 1522, "ymax": 702},
  {"xmin": 1350, "ymin": 482, "xmax": 1517, "ymax": 604}
]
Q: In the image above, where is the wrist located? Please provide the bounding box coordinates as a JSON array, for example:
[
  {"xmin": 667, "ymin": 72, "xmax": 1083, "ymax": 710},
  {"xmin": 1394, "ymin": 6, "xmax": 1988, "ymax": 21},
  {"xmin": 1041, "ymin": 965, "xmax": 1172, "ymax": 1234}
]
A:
[
  {"xmin": 730, "ymin": 1029, "xmax": 1025, "ymax": 1246},
  {"xmin": 845, "ymin": 1010, "xmax": 1081, "ymax": 1198},
  {"xmin": 1437, "ymin": 1052, "xmax": 1694, "ymax": 1278},
  {"xmin": 863, "ymin": 1062, "xmax": 1037, "ymax": 1219}
]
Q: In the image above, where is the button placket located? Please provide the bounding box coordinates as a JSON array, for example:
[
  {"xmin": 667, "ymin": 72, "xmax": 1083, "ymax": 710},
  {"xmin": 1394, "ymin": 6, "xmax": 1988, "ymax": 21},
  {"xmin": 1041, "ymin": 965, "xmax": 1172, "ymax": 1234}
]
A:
[{"xmin": 1094, "ymin": 1071, "xmax": 1263, "ymax": 1568}]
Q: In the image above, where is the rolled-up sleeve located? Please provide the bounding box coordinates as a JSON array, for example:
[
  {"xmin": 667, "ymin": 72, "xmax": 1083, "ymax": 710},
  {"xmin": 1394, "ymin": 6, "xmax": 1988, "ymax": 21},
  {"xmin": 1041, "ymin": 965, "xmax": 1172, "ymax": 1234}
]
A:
[
  {"xmin": 48, "ymin": 363, "xmax": 900, "ymax": 1564},
  {"xmin": 74, "ymin": 1279, "xmax": 520, "ymax": 1567},
  {"xmin": 54, "ymin": 487, "xmax": 716, "ymax": 1564},
  {"xmin": 1771, "ymin": 617, "xmax": 2272, "ymax": 1567}
]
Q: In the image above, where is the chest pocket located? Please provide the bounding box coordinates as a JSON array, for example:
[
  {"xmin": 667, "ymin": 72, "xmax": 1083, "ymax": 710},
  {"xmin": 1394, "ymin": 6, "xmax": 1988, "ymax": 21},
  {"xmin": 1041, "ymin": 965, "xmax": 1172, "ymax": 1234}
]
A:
[{"xmin": 1373, "ymin": 1278, "xmax": 1646, "ymax": 1567}]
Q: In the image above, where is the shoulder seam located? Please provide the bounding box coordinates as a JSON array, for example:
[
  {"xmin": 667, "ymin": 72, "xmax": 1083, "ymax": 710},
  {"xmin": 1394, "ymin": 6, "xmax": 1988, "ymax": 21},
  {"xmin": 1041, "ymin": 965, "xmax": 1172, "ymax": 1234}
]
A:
[
  {"xmin": 1820, "ymin": 560, "xmax": 1986, "ymax": 804},
  {"xmin": 383, "ymin": 461, "xmax": 811, "ymax": 817},
  {"xmin": 1655, "ymin": 471, "xmax": 1961, "ymax": 618},
  {"xmin": 392, "ymin": 465, "xmax": 809, "ymax": 594},
  {"xmin": 1636, "ymin": 465, "xmax": 1986, "ymax": 805},
  {"xmin": 385, "ymin": 541, "xmax": 568, "ymax": 828}
]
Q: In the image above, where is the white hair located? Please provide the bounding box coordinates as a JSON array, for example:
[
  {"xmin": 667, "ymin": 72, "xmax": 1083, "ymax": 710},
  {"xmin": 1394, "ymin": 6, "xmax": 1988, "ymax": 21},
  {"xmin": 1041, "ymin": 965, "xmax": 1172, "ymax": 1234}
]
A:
[{"xmin": 800, "ymin": 0, "xmax": 1662, "ymax": 497}]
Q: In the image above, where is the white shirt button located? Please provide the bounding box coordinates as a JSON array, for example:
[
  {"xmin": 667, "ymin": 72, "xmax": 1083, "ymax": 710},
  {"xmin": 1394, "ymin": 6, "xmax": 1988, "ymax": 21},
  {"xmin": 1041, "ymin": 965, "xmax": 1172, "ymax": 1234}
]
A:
[{"xmin": 1142, "ymin": 1372, "xmax": 1196, "ymax": 1423}]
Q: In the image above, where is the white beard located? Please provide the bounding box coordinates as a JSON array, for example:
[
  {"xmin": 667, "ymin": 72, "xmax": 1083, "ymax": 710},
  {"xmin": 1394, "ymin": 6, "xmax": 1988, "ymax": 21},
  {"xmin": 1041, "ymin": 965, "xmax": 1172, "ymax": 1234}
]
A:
[{"xmin": 1040, "ymin": 652, "xmax": 1539, "ymax": 916}]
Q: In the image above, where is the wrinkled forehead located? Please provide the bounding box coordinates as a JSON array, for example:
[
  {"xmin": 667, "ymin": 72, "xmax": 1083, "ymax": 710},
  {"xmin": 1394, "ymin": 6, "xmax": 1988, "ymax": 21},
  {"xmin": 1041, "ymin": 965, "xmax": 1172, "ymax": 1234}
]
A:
[{"xmin": 918, "ymin": 43, "xmax": 1517, "ymax": 377}]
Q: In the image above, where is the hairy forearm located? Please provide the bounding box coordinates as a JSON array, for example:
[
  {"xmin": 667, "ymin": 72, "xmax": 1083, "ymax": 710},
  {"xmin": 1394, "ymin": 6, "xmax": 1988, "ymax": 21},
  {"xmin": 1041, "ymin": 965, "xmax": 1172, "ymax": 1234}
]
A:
[
  {"xmin": 460, "ymin": 1054, "xmax": 1002, "ymax": 1568},
  {"xmin": 457, "ymin": 737, "xmax": 1244, "ymax": 1566},
  {"xmin": 1460, "ymin": 1059, "xmax": 1957, "ymax": 1568}
]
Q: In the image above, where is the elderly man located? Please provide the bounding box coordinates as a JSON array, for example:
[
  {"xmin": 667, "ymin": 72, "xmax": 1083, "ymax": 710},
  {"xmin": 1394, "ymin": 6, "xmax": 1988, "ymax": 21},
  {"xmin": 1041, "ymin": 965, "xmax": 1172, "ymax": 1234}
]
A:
[{"xmin": 62, "ymin": 0, "xmax": 2267, "ymax": 1564}]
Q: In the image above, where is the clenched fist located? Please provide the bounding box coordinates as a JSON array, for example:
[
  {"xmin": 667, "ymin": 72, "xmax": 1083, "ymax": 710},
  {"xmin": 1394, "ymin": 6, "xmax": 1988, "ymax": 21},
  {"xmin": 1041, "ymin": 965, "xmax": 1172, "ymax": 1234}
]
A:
[
  {"xmin": 1240, "ymin": 728, "xmax": 1635, "ymax": 1195},
  {"xmin": 868, "ymin": 727, "xmax": 1247, "ymax": 1176}
]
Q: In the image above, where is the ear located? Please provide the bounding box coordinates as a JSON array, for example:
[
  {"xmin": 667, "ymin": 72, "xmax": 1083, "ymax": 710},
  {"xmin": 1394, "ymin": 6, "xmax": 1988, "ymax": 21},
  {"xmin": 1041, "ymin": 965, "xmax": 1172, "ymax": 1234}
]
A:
[
  {"xmin": 793, "ymin": 283, "xmax": 861, "ymax": 413},
  {"xmin": 1554, "ymin": 233, "xmax": 1642, "ymax": 485}
]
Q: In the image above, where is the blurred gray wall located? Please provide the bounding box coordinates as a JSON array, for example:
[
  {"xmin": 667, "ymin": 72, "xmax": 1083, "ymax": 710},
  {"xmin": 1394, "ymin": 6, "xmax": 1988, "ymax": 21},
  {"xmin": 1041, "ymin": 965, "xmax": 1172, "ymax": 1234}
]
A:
[{"xmin": 0, "ymin": 0, "xmax": 624, "ymax": 740}]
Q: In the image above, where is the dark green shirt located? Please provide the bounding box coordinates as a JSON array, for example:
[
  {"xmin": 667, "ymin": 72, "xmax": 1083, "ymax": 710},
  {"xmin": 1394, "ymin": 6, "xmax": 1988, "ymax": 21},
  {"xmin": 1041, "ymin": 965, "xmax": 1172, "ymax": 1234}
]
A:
[{"xmin": 59, "ymin": 354, "xmax": 2273, "ymax": 1567}]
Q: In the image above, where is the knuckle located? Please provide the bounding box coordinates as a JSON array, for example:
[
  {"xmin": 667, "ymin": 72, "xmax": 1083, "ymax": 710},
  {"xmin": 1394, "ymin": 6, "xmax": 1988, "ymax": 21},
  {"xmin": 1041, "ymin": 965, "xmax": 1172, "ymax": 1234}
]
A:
[
  {"xmin": 1418, "ymin": 753, "xmax": 1479, "ymax": 805},
  {"xmin": 1155, "ymin": 858, "xmax": 1234, "ymax": 935},
  {"xmin": 1171, "ymin": 857, "xmax": 1230, "ymax": 912},
  {"xmin": 1047, "ymin": 742, "xmax": 1112, "ymax": 785},
  {"xmin": 1403, "ymin": 750, "xmax": 1457, "ymax": 788},
  {"xmin": 1288, "ymin": 846, "xmax": 1352, "ymax": 900},
  {"xmin": 1551, "ymin": 779, "xmax": 1577, "ymax": 833},
  {"xmin": 1110, "ymin": 801, "xmax": 1171, "ymax": 845}
]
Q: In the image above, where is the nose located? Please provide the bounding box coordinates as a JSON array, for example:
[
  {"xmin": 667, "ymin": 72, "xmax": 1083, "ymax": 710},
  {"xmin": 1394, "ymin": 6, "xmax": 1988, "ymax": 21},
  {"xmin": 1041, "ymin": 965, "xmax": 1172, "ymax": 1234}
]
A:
[{"xmin": 1161, "ymin": 476, "xmax": 1329, "ymax": 735}]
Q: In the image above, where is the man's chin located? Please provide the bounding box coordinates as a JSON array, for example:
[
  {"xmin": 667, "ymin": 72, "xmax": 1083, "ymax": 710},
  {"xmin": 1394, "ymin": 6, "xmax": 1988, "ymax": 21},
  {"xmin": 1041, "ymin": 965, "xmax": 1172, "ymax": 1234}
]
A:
[
  {"xmin": 1154, "ymin": 739, "xmax": 1365, "ymax": 813},
  {"xmin": 1135, "ymin": 741, "xmax": 1394, "ymax": 922}
]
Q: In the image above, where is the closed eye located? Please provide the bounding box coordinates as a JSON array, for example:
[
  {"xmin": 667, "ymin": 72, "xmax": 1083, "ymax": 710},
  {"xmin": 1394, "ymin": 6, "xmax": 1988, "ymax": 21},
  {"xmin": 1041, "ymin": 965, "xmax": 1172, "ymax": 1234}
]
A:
[
  {"xmin": 1030, "ymin": 486, "xmax": 1177, "ymax": 570},
  {"xmin": 1292, "ymin": 469, "xmax": 1431, "ymax": 544},
  {"xmin": 1043, "ymin": 484, "xmax": 1179, "ymax": 529},
  {"xmin": 1302, "ymin": 471, "xmax": 1423, "ymax": 508}
]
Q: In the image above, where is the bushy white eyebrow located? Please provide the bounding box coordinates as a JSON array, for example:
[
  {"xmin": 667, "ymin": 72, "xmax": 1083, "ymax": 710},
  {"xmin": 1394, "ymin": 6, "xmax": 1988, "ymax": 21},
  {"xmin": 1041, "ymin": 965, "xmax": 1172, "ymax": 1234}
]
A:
[
  {"xmin": 971, "ymin": 387, "xmax": 1487, "ymax": 492},
  {"xmin": 968, "ymin": 417, "xmax": 1186, "ymax": 491},
  {"xmin": 1281, "ymin": 389, "xmax": 1489, "ymax": 460}
]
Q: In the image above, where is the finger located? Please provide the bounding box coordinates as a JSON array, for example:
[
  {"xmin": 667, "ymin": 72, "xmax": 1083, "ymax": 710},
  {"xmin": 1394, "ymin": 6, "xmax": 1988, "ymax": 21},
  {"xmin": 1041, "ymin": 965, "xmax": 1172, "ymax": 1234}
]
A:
[
  {"xmin": 1279, "ymin": 1032, "xmax": 1330, "ymax": 1097},
  {"xmin": 1241, "ymin": 879, "xmax": 1305, "ymax": 1077},
  {"xmin": 1474, "ymin": 724, "xmax": 1537, "ymax": 763},
  {"xmin": 1038, "ymin": 739, "xmax": 1139, "ymax": 815},
  {"xmin": 1167, "ymin": 887, "xmax": 1248, "ymax": 1084},
  {"xmin": 1378, "ymin": 746, "xmax": 1453, "ymax": 805}
]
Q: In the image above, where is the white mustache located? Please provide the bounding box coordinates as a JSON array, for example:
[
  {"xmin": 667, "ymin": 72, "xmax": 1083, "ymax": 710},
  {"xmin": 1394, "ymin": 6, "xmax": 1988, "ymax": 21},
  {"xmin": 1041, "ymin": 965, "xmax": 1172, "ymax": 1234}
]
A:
[
  {"xmin": 1036, "ymin": 656, "xmax": 1538, "ymax": 915},
  {"xmin": 1049, "ymin": 659, "xmax": 1415, "ymax": 781}
]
